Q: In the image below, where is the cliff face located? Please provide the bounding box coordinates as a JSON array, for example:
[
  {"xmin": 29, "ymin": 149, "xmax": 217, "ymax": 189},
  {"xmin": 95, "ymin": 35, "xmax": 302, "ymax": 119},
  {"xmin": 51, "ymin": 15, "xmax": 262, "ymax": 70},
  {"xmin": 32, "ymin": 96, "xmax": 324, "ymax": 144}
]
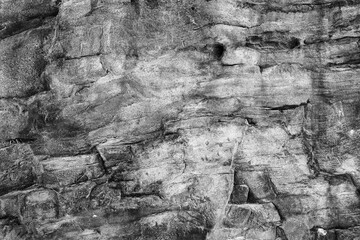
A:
[{"xmin": 1, "ymin": 0, "xmax": 360, "ymax": 239}]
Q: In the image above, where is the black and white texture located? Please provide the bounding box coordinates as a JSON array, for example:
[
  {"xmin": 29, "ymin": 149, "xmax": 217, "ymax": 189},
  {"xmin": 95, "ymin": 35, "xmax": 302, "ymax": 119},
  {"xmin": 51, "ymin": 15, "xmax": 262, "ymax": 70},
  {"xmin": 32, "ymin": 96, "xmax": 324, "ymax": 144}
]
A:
[{"xmin": 1, "ymin": 0, "xmax": 360, "ymax": 239}]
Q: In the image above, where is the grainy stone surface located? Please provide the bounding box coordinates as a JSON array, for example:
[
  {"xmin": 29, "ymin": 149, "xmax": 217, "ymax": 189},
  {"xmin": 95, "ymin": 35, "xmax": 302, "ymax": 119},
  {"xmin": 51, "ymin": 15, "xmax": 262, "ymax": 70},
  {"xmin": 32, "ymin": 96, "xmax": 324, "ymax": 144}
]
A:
[{"xmin": 1, "ymin": 0, "xmax": 360, "ymax": 239}]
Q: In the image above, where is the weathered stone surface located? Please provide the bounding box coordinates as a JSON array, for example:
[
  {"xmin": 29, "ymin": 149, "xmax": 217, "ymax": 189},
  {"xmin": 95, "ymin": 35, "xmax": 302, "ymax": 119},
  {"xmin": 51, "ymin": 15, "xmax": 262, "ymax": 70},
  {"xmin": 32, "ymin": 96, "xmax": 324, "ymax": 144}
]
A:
[
  {"xmin": 40, "ymin": 154, "xmax": 104, "ymax": 187},
  {"xmin": 1, "ymin": 0, "xmax": 360, "ymax": 239},
  {"xmin": 223, "ymin": 203, "xmax": 281, "ymax": 228},
  {"xmin": 0, "ymin": 144, "xmax": 37, "ymax": 196},
  {"xmin": 0, "ymin": 100, "xmax": 28, "ymax": 140},
  {"xmin": 59, "ymin": 0, "xmax": 92, "ymax": 21},
  {"xmin": 209, "ymin": 203, "xmax": 280, "ymax": 240},
  {"xmin": 230, "ymin": 184, "xmax": 249, "ymax": 204},
  {"xmin": 222, "ymin": 47, "xmax": 261, "ymax": 66},
  {"xmin": 205, "ymin": 0, "xmax": 261, "ymax": 27},
  {"xmin": 22, "ymin": 189, "xmax": 59, "ymax": 221},
  {"xmin": 0, "ymin": 0, "xmax": 58, "ymax": 40},
  {"xmin": 46, "ymin": 56, "xmax": 106, "ymax": 86},
  {"xmin": 0, "ymin": 30, "xmax": 49, "ymax": 98}
]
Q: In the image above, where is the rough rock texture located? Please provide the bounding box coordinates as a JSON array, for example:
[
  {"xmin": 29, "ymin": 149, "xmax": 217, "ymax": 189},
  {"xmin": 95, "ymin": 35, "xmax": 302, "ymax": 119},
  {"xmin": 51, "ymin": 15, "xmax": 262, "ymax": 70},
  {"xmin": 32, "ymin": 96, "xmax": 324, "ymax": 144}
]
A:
[{"xmin": 1, "ymin": 0, "xmax": 360, "ymax": 239}]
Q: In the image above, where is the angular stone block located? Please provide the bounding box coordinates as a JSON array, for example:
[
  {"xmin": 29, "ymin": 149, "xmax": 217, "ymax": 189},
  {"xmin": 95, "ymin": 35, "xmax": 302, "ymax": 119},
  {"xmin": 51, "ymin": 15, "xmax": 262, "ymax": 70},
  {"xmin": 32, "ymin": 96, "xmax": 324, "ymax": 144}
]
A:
[
  {"xmin": 60, "ymin": 0, "xmax": 92, "ymax": 21},
  {"xmin": 0, "ymin": 190, "xmax": 27, "ymax": 219},
  {"xmin": 222, "ymin": 47, "xmax": 260, "ymax": 66},
  {"xmin": 41, "ymin": 154, "xmax": 104, "ymax": 186},
  {"xmin": 261, "ymin": 64, "xmax": 312, "ymax": 106},
  {"xmin": 235, "ymin": 171, "xmax": 277, "ymax": 200},
  {"xmin": 282, "ymin": 217, "xmax": 311, "ymax": 240},
  {"xmin": 230, "ymin": 184, "xmax": 249, "ymax": 204},
  {"xmin": 223, "ymin": 203, "xmax": 281, "ymax": 228},
  {"xmin": 22, "ymin": 190, "xmax": 58, "ymax": 221},
  {"xmin": 208, "ymin": 24, "xmax": 248, "ymax": 46},
  {"xmin": 46, "ymin": 56, "xmax": 106, "ymax": 85},
  {"xmin": 206, "ymin": 0, "xmax": 261, "ymax": 28},
  {"xmin": 61, "ymin": 25, "xmax": 104, "ymax": 58}
]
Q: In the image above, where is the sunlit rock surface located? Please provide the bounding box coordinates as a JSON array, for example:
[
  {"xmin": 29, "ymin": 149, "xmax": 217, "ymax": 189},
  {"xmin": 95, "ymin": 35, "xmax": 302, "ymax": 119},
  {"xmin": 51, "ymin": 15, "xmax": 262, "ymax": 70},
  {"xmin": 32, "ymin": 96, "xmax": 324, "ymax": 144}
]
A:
[{"xmin": 1, "ymin": 0, "xmax": 360, "ymax": 239}]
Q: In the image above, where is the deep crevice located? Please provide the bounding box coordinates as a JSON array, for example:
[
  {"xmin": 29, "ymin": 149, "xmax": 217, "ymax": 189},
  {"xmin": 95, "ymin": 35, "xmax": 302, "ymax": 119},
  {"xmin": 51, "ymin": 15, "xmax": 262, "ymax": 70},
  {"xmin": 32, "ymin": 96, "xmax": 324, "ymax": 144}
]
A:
[
  {"xmin": 288, "ymin": 37, "xmax": 301, "ymax": 49},
  {"xmin": 92, "ymin": 146, "xmax": 108, "ymax": 175},
  {"xmin": 264, "ymin": 100, "xmax": 310, "ymax": 112},
  {"xmin": 245, "ymin": 117, "xmax": 257, "ymax": 126},
  {"xmin": 213, "ymin": 43, "xmax": 226, "ymax": 61},
  {"xmin": 4, "ymin": 138, "xmax": 36, "ymax": 144},
  {"xmin": 272, "ymin": 202, "xmax": 286, "ymax": 222},
  {"xmin": 276, "ymin": 226, "xmax": 289, "ymax": 240}
]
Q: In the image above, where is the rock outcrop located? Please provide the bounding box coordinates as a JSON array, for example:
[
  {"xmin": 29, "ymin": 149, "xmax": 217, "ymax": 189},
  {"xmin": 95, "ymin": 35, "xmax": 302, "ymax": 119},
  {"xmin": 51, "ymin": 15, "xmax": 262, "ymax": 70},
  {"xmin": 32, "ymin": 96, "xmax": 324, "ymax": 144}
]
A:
[{"xmin": 1, "ymin": 0, "xmax": 360, "ymax": 239}]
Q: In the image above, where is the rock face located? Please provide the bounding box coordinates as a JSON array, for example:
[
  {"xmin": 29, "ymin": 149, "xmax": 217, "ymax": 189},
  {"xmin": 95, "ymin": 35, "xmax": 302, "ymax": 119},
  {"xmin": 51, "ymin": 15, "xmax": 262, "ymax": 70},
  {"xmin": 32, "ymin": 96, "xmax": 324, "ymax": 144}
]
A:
[{"xmin": 1, "ymin": 0, "xmax": 360, "ymax": 239}]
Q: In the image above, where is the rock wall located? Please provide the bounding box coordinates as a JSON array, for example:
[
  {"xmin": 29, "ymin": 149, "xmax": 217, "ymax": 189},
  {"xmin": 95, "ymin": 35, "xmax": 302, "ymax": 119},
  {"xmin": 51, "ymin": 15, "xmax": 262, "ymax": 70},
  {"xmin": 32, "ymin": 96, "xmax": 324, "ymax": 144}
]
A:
[{"xmin": 1, "ymin": 0, "xmax": 360, "ymax": 239}]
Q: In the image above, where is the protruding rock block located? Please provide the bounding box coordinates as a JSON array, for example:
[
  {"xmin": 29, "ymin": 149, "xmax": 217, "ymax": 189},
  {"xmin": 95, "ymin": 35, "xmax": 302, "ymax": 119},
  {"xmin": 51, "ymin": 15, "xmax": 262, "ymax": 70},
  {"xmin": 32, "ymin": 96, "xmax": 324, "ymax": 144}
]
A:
[
  {"xmin": 213, "ymin": 203, "xmax": 280, "ymax": 240},
  {"xmin": 260, "ymin": 64, "xmax": 312, "ymax": 106},
  {"xmin": 241, "ymin": 126, "xmax": 289, "ymax": 158},
  {"xmin": 206, "ymin": 0, "xmax": 261, "ymax": 28},
  {"xmin": 199, "ymin": 70, "xmax": 262, "ymax": 99},
  {"xmin": 46, "ymin": 56, "xmax": 107, "ymax": 85},
  {"xmin": 223, "ymin": 203, "xmax": 281, "ymax": 228},
  {"xmin": 230, "ymin": 184, "xmax": 249, "ymax": 204},
  {"xmin": 60, "ymin": 0, "xmax": 92, "ymax": 21},
  {"xmin": 222, "ymin": 47, "xmax": 260, "ymax": 66},
  {"xmin": 22, "ymin": 190, "xmax": 58, "ymax": 221},
  {"xmin": 0, "ymin": 190, "xmax": 27, "ymax": 219},
  {"xmin": 40, "ymin": 154, "xmax": 104, "ymax": 187},
  {"xmin": 282, "ymin": 217, "xmax": 311, "ymax": 240},
  {"xmin": 208, "ymin": 24, "xmax": 248, "ymax": 46},
  {"xmin": 0, "ymin": 189, "xmax": 58, "ymax": 223},
  {"xmin": 61, "ymin": 25, "xmax": 104, "ymax": 59},
  {"xmin": 235, "ymin": 171, "xmax": 277, "ymax": 200}
]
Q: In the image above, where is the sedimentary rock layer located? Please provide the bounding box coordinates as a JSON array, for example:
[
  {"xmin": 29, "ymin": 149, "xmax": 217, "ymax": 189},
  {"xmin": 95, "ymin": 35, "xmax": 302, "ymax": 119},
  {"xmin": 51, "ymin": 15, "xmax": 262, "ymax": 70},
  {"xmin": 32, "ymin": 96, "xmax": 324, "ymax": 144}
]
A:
[{"xmin": 1, "ymin": 0, "xmax": 360, "ymax": 239}]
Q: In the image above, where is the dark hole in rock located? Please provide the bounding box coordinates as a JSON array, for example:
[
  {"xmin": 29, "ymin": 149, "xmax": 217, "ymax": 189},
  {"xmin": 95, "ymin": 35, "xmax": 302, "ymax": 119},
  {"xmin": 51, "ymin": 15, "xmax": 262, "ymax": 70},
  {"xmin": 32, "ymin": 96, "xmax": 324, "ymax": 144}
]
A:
[
  {"xmin": 246, "ymin": 189, "xmax": 258, "ymax": 203},
  {"xmin": 249, "ymin": 35, "xmax": 262, "ymax": 42},
  {"xmin": 131, "ymin": 0, "xmax": 140, "ymax": 15},
  {"xmin": 5, "ymin": 138, "xmax": 36, "ymax": 144},
  {"xmin": 11, "ymin": 41, "xmax": 24, "ymax": 51},
  {"xmin": 288, "ymin": 37, "xmax": 300, "ymax": 49},
  {"xmin": 90, "ymin": 0, "xmax": 98, "ymax": 9},
  {"xmin": 146, "ymin": 0, "xmax": 159, "ymax": 9},
  {"xmin": 246, "ymin": 117, "xmax": 257, "ymax": 126},
  {"xmin": 126, "ymin": 47, "xmax": 139, "ymax": 59},
  {"xmin": 356, "ymin": 188, "xmax": 360, "ymax": 198},
  {"xmin": 259, "ymin": 65, "xmax": 273, "ymax": 73},
  {"xmin": 213, "ymin": 43, "xmax": 225, "ymax": 61},
  {"xmin": 34, "ymin": 57, "xmax": 47, "ymax": 78},
  {"xmin": 276, "ymin": 226, "xmax": 289, "ymax": 240},
  {"xmin": 176, "ymin": 228, "xmax": 208, "ymax": 240}
]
